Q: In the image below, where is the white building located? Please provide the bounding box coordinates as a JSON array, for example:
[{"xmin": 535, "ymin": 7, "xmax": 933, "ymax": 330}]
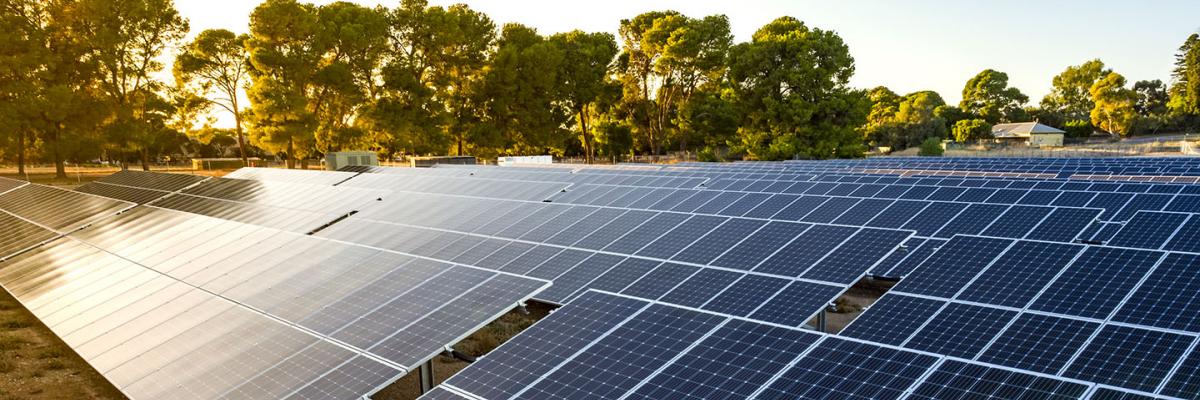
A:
[{"xmin": 992, "ymin": 122, "xmax": 1065, "ymax": 147}]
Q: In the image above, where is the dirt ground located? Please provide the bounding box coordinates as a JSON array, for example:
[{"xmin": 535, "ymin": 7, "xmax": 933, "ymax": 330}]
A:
[{"xmin": 815, "ymin": 278, "xmax": 895, "ymax": 333}]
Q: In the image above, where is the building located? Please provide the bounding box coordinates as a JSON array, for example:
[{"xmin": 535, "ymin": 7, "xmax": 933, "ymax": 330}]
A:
[{"xmin": 992, "ymin": 122, "xmax": 1065, "ymax": 147}]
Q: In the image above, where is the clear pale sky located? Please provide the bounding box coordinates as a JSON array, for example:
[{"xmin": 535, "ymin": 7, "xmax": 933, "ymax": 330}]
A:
[{"xmin": 174, "ymin": 0, "xmax": 1200, "ymax": 109}]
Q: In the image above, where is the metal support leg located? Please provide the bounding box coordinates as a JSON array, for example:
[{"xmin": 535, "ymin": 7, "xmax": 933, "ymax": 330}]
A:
[
  {"xmin": 818, "ymin": 309, "xmax": 827, "ymax": 333},
  {"xmin": 419, "ymin": 359, "xmax": 434, "ymax": 394}
]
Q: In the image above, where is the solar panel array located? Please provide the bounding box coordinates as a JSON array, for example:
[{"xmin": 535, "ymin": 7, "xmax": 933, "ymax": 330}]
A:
[
  {"xmin": 0, "ymin": 176, "xmax": 547, "ymax": 399},
  {"xmin": 21, "ymin": 156, "xmax": 1200, "ymax": 400}
]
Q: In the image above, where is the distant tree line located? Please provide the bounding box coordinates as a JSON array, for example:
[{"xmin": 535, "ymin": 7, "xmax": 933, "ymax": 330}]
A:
[{"xmin": 3, "ymin": 0, "xmax": 1200, "ymax": 177}]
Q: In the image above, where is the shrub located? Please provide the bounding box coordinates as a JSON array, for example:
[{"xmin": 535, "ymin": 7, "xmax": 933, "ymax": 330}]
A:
[
  {"xmin": 952, "ymin": 119, "xmax": 993, "ymax": 142},
  {"xmin": 918, "ymin": 137, "xmax": 944, "ymax": 156},
  {"xmin": 1064, "ymin": 119, "xmax": 1094, "ymax": 138}
]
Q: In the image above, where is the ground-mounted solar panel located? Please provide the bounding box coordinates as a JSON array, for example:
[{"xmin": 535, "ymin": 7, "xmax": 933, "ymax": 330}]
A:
[
  {"xmin": 756, "ymin": 337, "xmax": 938, "ymax": 400},
  {"xmin": 0, "ymin": 236, "xmax": 403, "ymax": 400},
  {"xmin": 1106, "ymin": 211, "xmax": 1191, "ymax": 249},
  {"xmin": 977, "ymin": 313, "xmax": 1101, "ymax": 374},
  {"xmin": 0, "ymin": 184, "xmax": 133, "ymax": 234},
  {"xmin": 907, "ymin": 359, "xmax": 1090, "ymax": 400},
  {"xmin": 0, "ymin": 211, "xmax": 60, "ymax": 261},
  {"xmin": 1025, "ymin": 207, "xmax": 1101, "ymax": 242},
  {"xmin": 840, "ymin": 293, "xmax": 946, "ymax": 345},
  {"xmin": 870, "ymin": 238, "xmax": 944, "ymax": 278},
  {"xmin": 0, "ymin": 176, "xmax": 28, "ymax": 195},
  {"xmin": 1111, "ymin": 252, "xmax": 1200, "ymax": 332},
  {"xmin": 340, "ymin": 172, "xmax": 569, "ymax": 201},
  {"xmin": 150, "ymin": 194, "xmax": 346, "ymax": 233},
  {"xmin": 227, "ymin": 166, "xmax": 360, "ymax": 185},
  {"xmin": 955, "ymin": 241, "xmax": 1085, "ymax": 308},
  {"xmin": 891, "ymin": 236, "xmax": 1012, "ymax": 298},
  {"xmin": 91, "ymin": 169, "xmax": 209, "ymax": 191},
  {"xmin": 59, "ymin": 206, "xmax": 548, "ymax": 392},
  {"xmin": 1064, "ymin": 325, "xmax": 1193, "ymax": 392},
  {"xmin": 902, "ymin": 302, "xmax": 1017, "ymax": 358},
  {"xmin": 75, "ymin": 181, "xmax": 172, "ymax": 204},
  {"xmin": 1029, "ymin": 246, "xmax": 1164, "ymax": 320}
]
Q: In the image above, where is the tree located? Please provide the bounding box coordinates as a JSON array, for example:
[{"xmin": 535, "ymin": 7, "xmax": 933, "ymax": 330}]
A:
[
  {"xmin": 1133, "ymin": 79, "xmax": 1169, "ymax": 117},
  {"xmin": 1090, "ymin": 72, "xmax": 1137, "ymax": 136},
  {"xmin": 952, "ymin": 119, "xmax": 992, "ymax": 142},
  {"xmin": 551, "ymin": 30, "xmax": 617, "ymax": 163},
  {"xmin": 960, "ymin": 69, "xmax": 1029, "ymax": 123},
  {"xmin": 727, "ymin": 16, "xmax": 867, "ymax": 160},
  {"xmin": 478, "ymin": 24, "xmax": 567, "ymax": 156},
  {"xmin": 1169, "ymin": 34, "xmax": 1200, "ymax": 121},
  {"xmin": 90, "ymin": 0, "xmax": 189, "ymax": 170},
  {"xmin": 245, "ymin": 0, "xmax": 322, "ymax": 168},
  {"xmin": 1041, "ymin": 59, "xmax": 1111, "ymax": 121},
  {"xmin": 918, "ymin": 137, "xmax": 943, "ymax": 156},
  {"xmin": 863, "ymin": 88, "xmax": 946, "ymax": 150},
  {"xmin": 0, "ymin": 0, "xmax": 50, "ymax": 175},
  {"xmin": 616, "ymin": 11, "xmax": 731, "ymax": 159},
  {"xmin": 310, "ymin": 2, "xmax": 388, "ymax": 154},
  {"xmin": 175, "ymin": 29, "xmax": 252, "ymax": 165}
]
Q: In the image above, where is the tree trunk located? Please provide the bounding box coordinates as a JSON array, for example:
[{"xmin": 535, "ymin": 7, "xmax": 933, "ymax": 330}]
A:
[
  {"xmin": 286, "ymin": 139, "xmax": 295, "ymax": 169},
  {"xmin": 52, "ymin": 138, "xmax": 66, "ymax": 179},
  {"xmin": 578, "ymin": 105, "xmax": 593, "ymax": 164},
  {"xmin": 457, "ymin": 138, "xmax": 464, "ymax": 156},
  {"xmin": 140, "ymin": 148, "xmax": 150, "ymax": 171},
  {"xmin": 16, "ymin": 132, "xmax": 25, "ymax": 176},
  {"xmin": 234, "ymin": 110, "xmax": 247, "ymax": 166}
]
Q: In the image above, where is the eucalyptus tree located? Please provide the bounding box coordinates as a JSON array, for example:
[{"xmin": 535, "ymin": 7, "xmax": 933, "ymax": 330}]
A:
[{"xmin": 175, "ymin": 29, "xmax": 252, "ymax": 164}]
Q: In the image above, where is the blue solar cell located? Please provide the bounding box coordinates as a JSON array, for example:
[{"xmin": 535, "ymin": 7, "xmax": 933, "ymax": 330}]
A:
[
  {"xmin": 545, "ymin": 208, "xmax": 627, "ymax": 246},
  {"xmin": 1016, "ymin": 189, "xmax": 1061, "ymax": 205},
  {"xmin": 602, "ymin": 212, "xmax": 689, "ymax": 254},
  {"xmin": 866, "ymin": 200, "xmax": 928, "ymax": 229},
  {"xmin": 849, "ymin": 184, "xmax": 886, "ymax": 197},
  {"xmin": 902, "ymin": 202, "xmax": 967, "ymax": 236},
  {"xmin": 1025, "ymin": 207, "xmax": 1100, "ymax": 242},
  {"xmin": 801, "ymin": 197, "xmax": 861, "ymax": 223},
  {"xmin": 1086, "ymin": 192, "xmax": 1134, "ymax": 220},
  {"xmin": 526, "ymin": 248, "xmax": 591, "ymax": 280},
  {"xmin": 927, "ymin": 186, "xmax": 967, "ymax": 201},
  {"xmin": 1165, "ymin": 217, "xmax": 1200, "ymax": 253},
  {"xmin": 647, "ymin": 189, "xmax": 703, "ymax": 211},
  {"xmin": 1088, "ymin": 388, "xmax": 1162, "ymax": 400},
  {"xmin": 440, "ymin": 291, "xmax": 648, "ymax": 398},
  {"xmin": 659, "ymin": 268, "xmax": 744, "ymax": 308},
  {"xmin": 637, "ymin": 215, "xmax": 728, "ymax": 259},
  {"xmin": 755, "ymin": 225, "xmax": 857, "ymax": 277},
  {"xmin": 978, "ymin": 313, "xmax": 1100, "ymax": 374},
  {"xmin": 986, "ymin": 188, "xmax": 1030, "ymax": 204},
  {"xmin": 519, "ymin": 304, "xmax": 725, "ymax": 400},
  {"xmin": 900, "ymin": 186, "xmax": 937, "ymax": 200},
  {"xmin": 1111, "ymin": 194, "xmax": 1173, "ymax": 221},
  {"xmin": 873, "ymin": 185, "xmax": 912, "ymax": 198},
  {"xmin": 892, "ymin": 236, "xmax": 1012, "ymax": 298},
  {"xmin": 956, "ymin": 241, "xmax": 1084, "ymax": 308},
  {"xmin": 700, "ymin": 274, "xmax": 790, "ymax": 316},
  {"xmin": 572, "ymin": 210, "xmax": 657, "ymax": 250},
  {"xmin": 1162, "ymin": 350, "xmax": 1200, "ymax": 399},
  {"xmin": 1113, "ymin": 253, "xmax": 1200, "ymax": 332},
  {"xmin": 980, "ymin": 205, "xmax": 1052, "ymax": 239},
  {"xmin": 756, "ymin": 338, "xmax": 938, "ymax": 400},
  {"xmin": 575, "ymin": 258, "xmax": 660, "ymax": 299},
  {"xmin": 1107, "ymin": 212, "xmax": 1189, "ymax": 249},
  {"xmin": 748, "ymin": 282, "xmax": 845, "ymax": 327},
  {"xmin": 717, "ymin": 192, "xmax": 773, "ymax": 217},
  {"xmin": 668, "ymin": 190, "xmax": 721, "ymax": 213},
  {"xmin": 712, "ymin": 221, "xmax": 811, "ymax": 270},
  {"xmin": 907, "ymin": 359, "xmax": 1089, "ymax": 400},
  {"xmin": 672, "ymin": 219, "xmax": 766, "ymax": 265},
  {"xmin": 804, "ymin": 182, "xmax": 839, "ymax": 195},
  {"xmin": 839, "ymin": 294, "xmax": 945, "ymax": 346},
  {"xmin": 1051, "ymin": 191, "xmax": 1096, "ymax": 207},
  {"xmin": 1030, "ymin": 247, "xmax": 1163, "ymax": 319},
  {"xmin": 1165, "ymin": 194, "xmax": 1200, "ymax": 213},
  {"xmin": 772, "ymin": 195, "xmax": 829, "ymax": 220},
  {"xmin": 537, "ymin": 253, "xmax": 627, "ymax": 303},
  {"xmin": 624, "ymin": 320, "xmax": 819, "ymax": 400},
  {"xmin": 621, "ymin": 262, "xmax": 700, "ymax": 300},
  {"xmin": 956, "ymin": 187, "xmax": 997, "ymax": 203},
  {"xmin": 498, "ymin": 245, "xmax": 563, "ymax": 274},
  {"xmin": 825, "ymin": 183, "xmax": 860, "ymax": 196},
  {"xmin": 905, "ymin": 303, "xmax": 1017, "ymax": 358},
  {"xmin": 692, "ymin": 192, "xmax": 747, "ymax": 214},
  {"xmin": 1064, "ymin": 325, "xmax": 1192, "ymax": 392},
  {"xmin": 934, "ymin": 203, "xmax": 1007, "ymax": 238},
  {"xmin": 517, "ymin": 206, "xmax": 597, "ymax": 242},
  {"xmin": 832, "ymin": 198, "xmax": 893, "ymax": 226},
  {"xmin": 802, "ymin": 228, "xmax": 911, "ymax": 284},
  {"xmin": 743, "ymin": 194, "xmax": 800, "ymax": 219}
]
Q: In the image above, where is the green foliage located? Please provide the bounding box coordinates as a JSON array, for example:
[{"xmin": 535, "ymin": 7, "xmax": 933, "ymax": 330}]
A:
[
  {"xmin": 1063, "ymin": 119, "xmax": 1094, "ymax": 138},
  {"xmin": 175, "ymin": 29, "xmax": 253, "ymax": 162},
  {"xmin": 1133, "ymin": 79, "xmax": 1169, "ymax": 117},
  {"xmin": 245, "ymin": 0, "xmax": 322, "ymax": 166},
  {"xmin": 863, "ymin": 88, "xmax": 947, "ymax": 150},
  {"xmin": 1169, "ymin": 34, "xmax": 1200, "ymax": 118},
  {"xmin": 1090, "ymin": 72, "xmax": 1137, "ymax": 136},
  {"xmin": 727, "ymin": 17, "xmax": 867, "ymax": 160},
  {"xmin": 918, "ymin": 137, "xmax": 944, "ymax": 156},
  {"xmin": 960, "ymin": 69, "xmax": 1029, "ymax": 123},
  {"xmin": 551, "ymin": 30, "xmax": 618, "ymax": 162},
  {"xmin": 1041, "ymin": 59, "xmax": 1111, "ymax": 121},
  {"xmin": 952, "ymin": 119, "xmax": 992, "ymax": 142}
]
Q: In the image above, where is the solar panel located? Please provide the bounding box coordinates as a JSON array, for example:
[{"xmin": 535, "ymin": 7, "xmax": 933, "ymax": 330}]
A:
[
  {"xmin": 840, "ymin": 294, "xmax": 946, "ymax": 345},
  {"xmin": 902, "ymin": 303, "xmax": 1017, "ymax": 358},
  {"xmin": 955, "ymin": 241, "xmax": 1085, "ymax": 308},
  {"xmin": 1107, "ymin": 211, "xmax": 1190, "ymax": 249},
  {"xmin": 91, "ymin": 169, "xmax": 208, "ymax": 191},
  {"xmin": 1029, "ymin": 247, "xmax": 1164, "ymax": 319},
  {"xmin": 977, "ymin": 313, "xmax": 1101, "ymax": 374},
  {"xmin": 0, "ymin": 176, "xmax": 26, "ymax": 194},
  {"xmin": 0, "ymin": 184, "xmax": 133, "ymax": 232},
  {"xmin": 75, "ymin": 181, "xmax": 172, "ymax": 204},
  {"xmin": 891, "ymin": 236, "xmax": 1012, "ymax": 298},
  {"xmin": 1064, "ymin": 325, "xmax": 1193, "ymax": 392},
  {"xmin": 907, "ymin": 359, "xmax": 1089, "ymax": 400},
  {"xmin": 755, "ymin": 337, "xmax": 938, "ymax": 400},
  {"xmin": 1111, "ymin": 252, "xmax": 1200, "ymax": 332}
]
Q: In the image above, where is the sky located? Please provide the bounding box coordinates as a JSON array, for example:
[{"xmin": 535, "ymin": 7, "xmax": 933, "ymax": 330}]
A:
[{"xmin": 173, "ymin": 0, "xmax": 1200, "ymax": 125}]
